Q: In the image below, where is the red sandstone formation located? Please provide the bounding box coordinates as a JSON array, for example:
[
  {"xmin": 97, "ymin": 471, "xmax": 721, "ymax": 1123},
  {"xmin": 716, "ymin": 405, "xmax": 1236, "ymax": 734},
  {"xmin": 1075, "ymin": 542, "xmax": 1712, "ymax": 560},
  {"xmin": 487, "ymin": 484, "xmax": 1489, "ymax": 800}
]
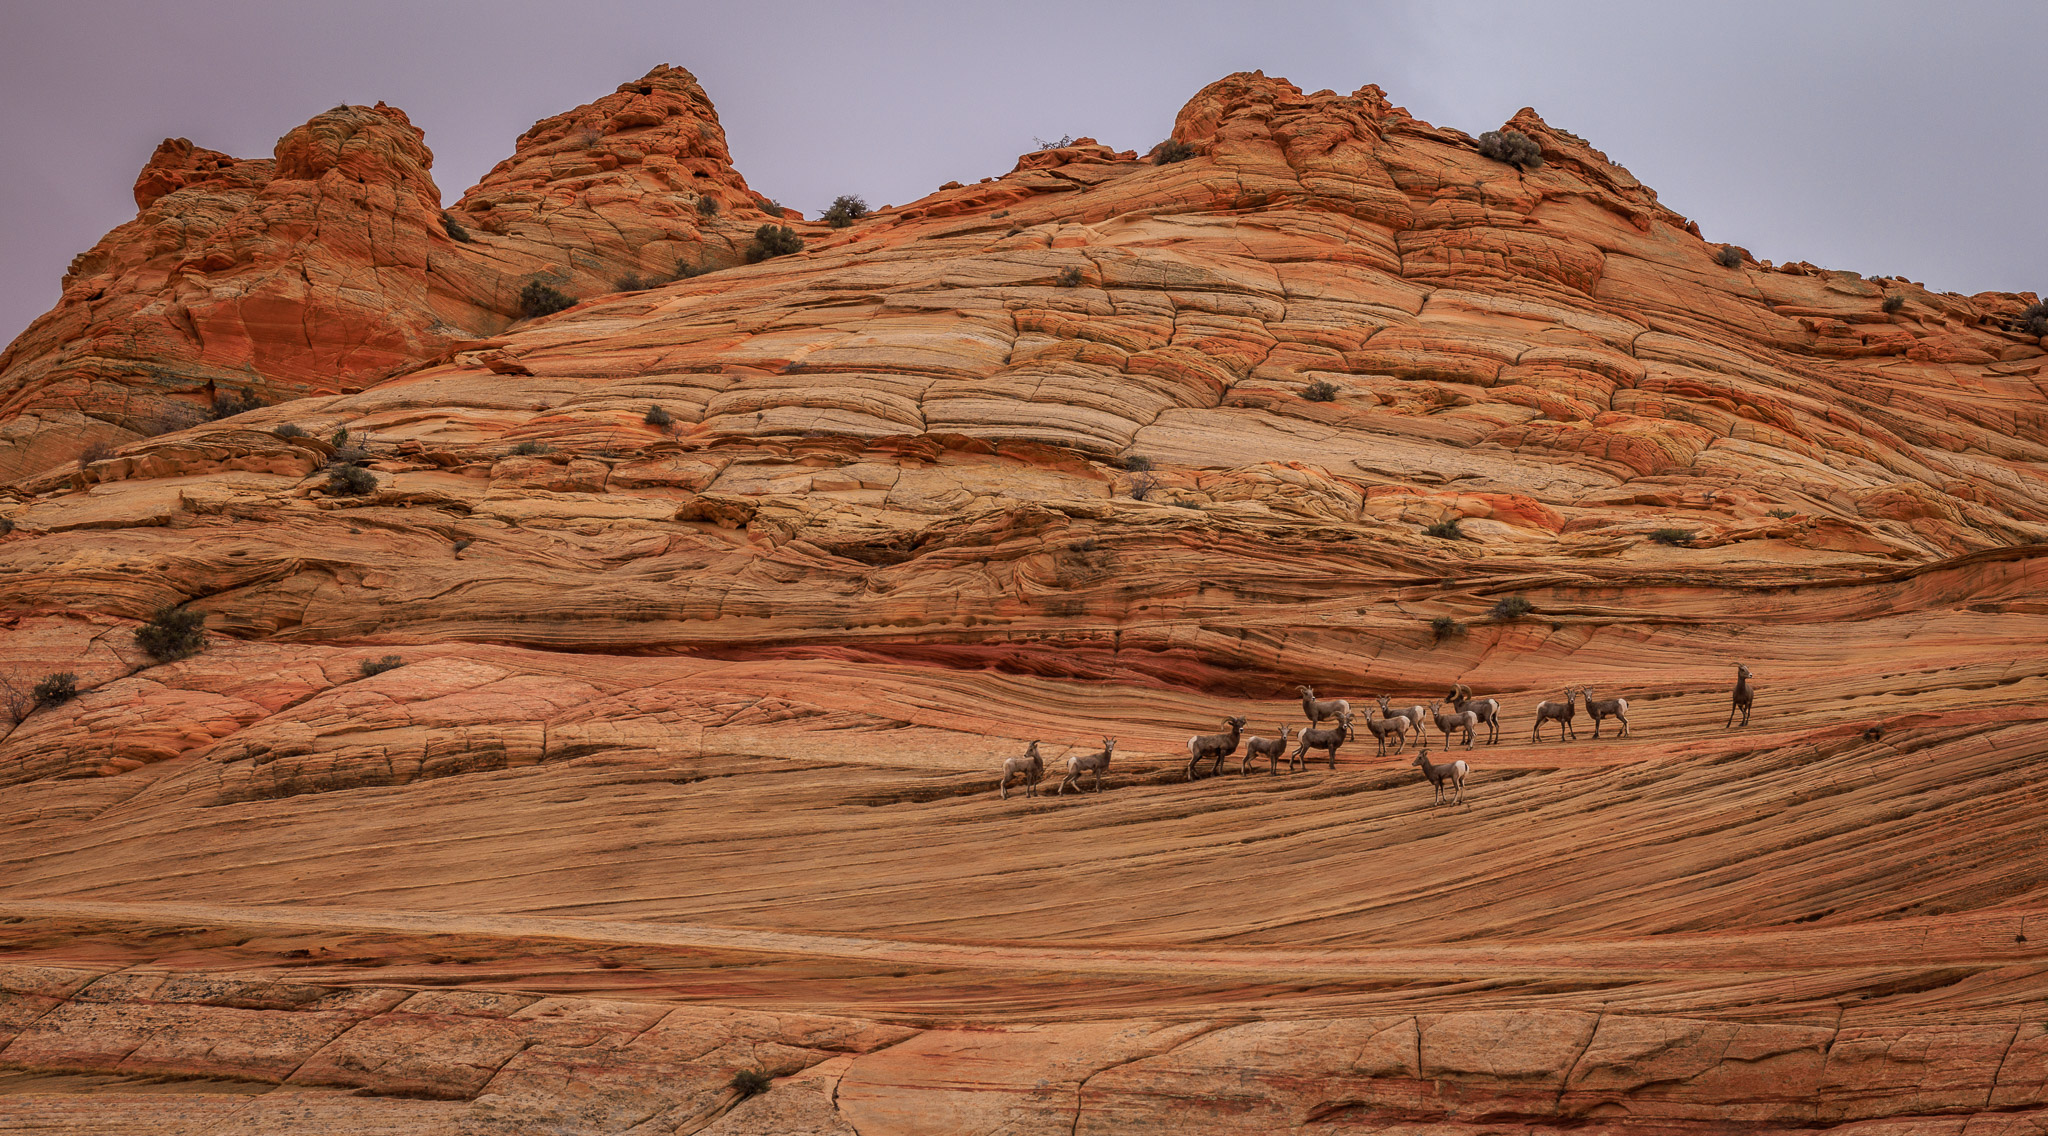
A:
[{"xmin": 1, "ymin": 67, "xmax": 2046, "ymax": 1133}]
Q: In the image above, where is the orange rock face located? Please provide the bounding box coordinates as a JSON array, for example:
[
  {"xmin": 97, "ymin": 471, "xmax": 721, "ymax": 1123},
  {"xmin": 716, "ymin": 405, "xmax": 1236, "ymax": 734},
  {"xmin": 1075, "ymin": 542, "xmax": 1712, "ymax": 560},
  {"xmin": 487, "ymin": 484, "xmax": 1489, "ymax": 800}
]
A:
[{"xmin": 2, "ymin": 68, "xmax": 2047, "ymax": 1133}]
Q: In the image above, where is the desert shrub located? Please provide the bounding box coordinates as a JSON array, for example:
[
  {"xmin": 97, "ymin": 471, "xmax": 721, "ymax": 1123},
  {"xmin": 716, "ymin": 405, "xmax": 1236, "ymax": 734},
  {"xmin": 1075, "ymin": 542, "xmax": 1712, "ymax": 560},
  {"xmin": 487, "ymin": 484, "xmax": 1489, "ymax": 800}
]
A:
[
  {"xmin": 644, "ymin": 404, "xmax": 673, "ymax": 428},
  {"xmin": 1055, "ymin": 267, "xmax": 1084, "ymax": 287},
  {"xmin": 1716, "ymin": 245, "xmax": 1744, "ymax": 269},
  {"xmin": 1424, "ymin": 518, "xmax": 1464, "ymax": 540},
  {"xmin": 821, "ymin": 194, "xmax": 869, "ymax": 228},
  {"xmin": 1154, "ymin": 140, "xmax": 1196, "ymax": 165},
  {"xmin": 730, "ymin": 1069, "xmax": 772, "ymax": 1097},
  {"xmin": 327, "ymin": 463, "xmax": 377, "ymax": 496},
  {"xmin": 1489, "ymin": 595, "xmax": 1534, "ymax": 620},
  {"xmin": 274, "ymin": 424, "xmax": 306, "ymax": 438},
  {"xmin": 696, "ymin": 195, "xmax": 719, "ymax": 215},
  {"xmin": 441, "ymin": 212, "xmax": 474, "ymax": 242},
  {"xmin": 32, "ymin": 673, "xmax": 78, "ymax": 707},
  {"xmin": 0, "ymin": 517, "xmax": 13, "ymax": 535},
  {"xmin": 135, "ymin": 606, "xmax": 206, "ymax": 662},
  {"xmin": 452, "ymin": 538, "xmax": 473, "ymax": 554},
  {"xmin": 1881, "ymin": 294, "xmax": 1904, "ymax": 314},
  {"xmin": 1127, "ymin": 472, "xmax": 1157, "ymax": 501},
  {"xmin": 1032, "ymin": 134, "xmax": 1077, "ymax": 150},
  {"xmin": 615, "ymin": 274, "xmax": 647, "ymax": 292},
  {"xmin": 1430, "ymin": 615, "xmax": 1461, "ymax": 642},
  {"xmin": 1649, "ymin": 528, "xmax": 1692, "ymax": 546},
  {"xmin": 1767, "ymin": 508, "xmax": 1797, "ymax": 519},
  {"xmin": 211, "ymin": 387, "xmax": 265, "ymax": 420},
  {"xmin": 509, "ymin": 441, "xmax": 552, "ymax": 456},
  {"xmin": 1118, "ymin": 453, "xmax": 1153, "ymax": 472},
  {"xmin": 1476, "ymin": 129, "xmax": 1543, "ymax": 170},
  {"xmin": 329, "ymin": 427, "xmax": 350, "ymax": 449},
  {"xmin": 77, "ymin": 442, "xmax": 114, "ymax": 467},
  {"xmin": 2019, "ymin": 302, "xmax": 2048, "ymax": 337},
  {"xmin": 745, "ymin": 224, "xmax": 803, "ymax": 262},
  {"xmin": 518, "ymin": 280, "xmax": 575, "ymax": 318},
  {"xmin": 359, "ymin": 655, "xmax": 404, "ymax": 677},
  {"xmin": 1302, "ymin": 379, "xmax": 1340, "ymax": 402},
  {"xmin": 763, "ymin": 199, "xmax": 787, "ymax": 216}
]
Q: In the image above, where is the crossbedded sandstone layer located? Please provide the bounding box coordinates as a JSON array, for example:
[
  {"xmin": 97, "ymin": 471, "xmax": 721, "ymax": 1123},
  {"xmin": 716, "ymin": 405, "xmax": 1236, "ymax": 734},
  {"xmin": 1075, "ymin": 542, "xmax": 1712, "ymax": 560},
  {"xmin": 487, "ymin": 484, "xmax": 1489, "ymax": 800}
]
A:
[{"xmin": 2, "ymin": 67, "xmax": 2046, "ymax": 1133}]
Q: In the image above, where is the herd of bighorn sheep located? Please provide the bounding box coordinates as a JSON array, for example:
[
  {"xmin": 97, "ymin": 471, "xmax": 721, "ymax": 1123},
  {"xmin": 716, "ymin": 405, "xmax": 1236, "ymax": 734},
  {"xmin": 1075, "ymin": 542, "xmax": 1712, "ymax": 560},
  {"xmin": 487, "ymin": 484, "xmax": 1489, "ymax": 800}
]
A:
[{"xmin": 997, "ymin": 665, "xmax": 1758, "ymax": 807}]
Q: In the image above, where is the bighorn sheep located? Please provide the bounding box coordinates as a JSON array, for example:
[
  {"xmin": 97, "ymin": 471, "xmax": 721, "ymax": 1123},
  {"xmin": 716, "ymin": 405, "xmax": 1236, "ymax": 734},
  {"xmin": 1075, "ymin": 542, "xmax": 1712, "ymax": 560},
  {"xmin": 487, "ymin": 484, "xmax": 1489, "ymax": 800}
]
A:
[
  {"xmin": 1185, "ymin": 716, "xmax": 1247, "ymax": 780},
  {"xmin": 1059, "ymin": 737, "xmax": 1116, "ymax": 794},
  {"xmin": 1429, "ymin": 700, "xmax": 1479, "ymax": 749},
  {"xmin": 1298, "ymin": 686, "xmax": 1352, "ymax": 739},
  {"xmin": 1582, "ymin": 687, "xmax": 1631, "ymax": 739},
  {"xmin": 1727, "ymin": 664, "xmax": 1753, "ymax": 728},
  {"xmin": 1240, "ymin": 726, "xmax": 1293, "ymax": 775},
  {"xmin": 1376, "ymin": 694, "xmax": 1428, "ymax": 737},
  {"xmin": 1413, "ymin": 747, "xmax": 1469, "ymax": 806},
  {"xmin": 1529, "ymin": 687, "xmax": 1579, "ymax": 743},
  {"xmin": 1446, "ymin": 683, "xmax": 1502, "ymax": 746},
  {"xmin": 1362, "ymin": 709, "xmax": 1411, "ymax": 756},
  {"xmin": 1290, "ymin": 710, "xmax": 1352, "ymax": 772},
  {"xmin": 998, "ymin": 741, "xmax": 1045, "ymax": 799}
]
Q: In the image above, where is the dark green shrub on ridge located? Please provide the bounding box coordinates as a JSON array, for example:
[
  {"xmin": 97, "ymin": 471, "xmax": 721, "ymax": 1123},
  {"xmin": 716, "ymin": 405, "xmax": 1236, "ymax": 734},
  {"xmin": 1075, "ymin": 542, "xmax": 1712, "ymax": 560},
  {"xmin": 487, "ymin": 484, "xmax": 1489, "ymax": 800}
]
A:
[
  {"xmin": 441, "ymin": 212, "xmax": 474, "ymax": 242},
  {"xmin": 1489, "ymin": 595, "xmax": 1534, "ymax": 620},
  {"xmin": 1154, "ymin": 140, "xmax": 1196, "ymax": 165},
  {"xmin": 644, "ymin": 404, "xmax": 673, "ymax": 428},
  {"xmin": 327, "ymin": 464, "xmax": 377, "ymax": 496},
  {"xmin": 1881, "ymin": 294, "xmax": 1904, "ymax": 314},
  {"xmin": 509, "ymin": 441, "xmax": 552, "ymax": 456},
  {"xmin": 745, "ymin": 225, "xmax": 803, "ymax": 263},
  {"xmin": 730, "ymin": 1069, "xmax": 772, "ymax": 1097},
  {"xmin": 1424, "ymin": 518, "xmax": 1464, "ymax": 540},
  {"xmin": 1055, "ymin": 267, "xmax": 1084, "ymax": 288},
  {"xmin": 1430, "ymin": 615, "xmax": 1461, "ymax": 642},
  {"xmin": 33, "ymin": 673, "xmax": 78, "ymax": 707},
  {"xmin": 518, "ymin": 280, "xmax": 575, "ymax": 318},
  {"xmin": 136, "ymin": 607, "xmax": 206, "ymax": 662},
  {"xmin": 821, "ymin": 195, "xmax": 869, "ymax": 228},
  {"xmin": 696, "ymin": 195, "xmax": 719, "ymax": 215},
  {"xmin": 359, "ymin": 655, "xmax": 404, "ymax": 678},
  {"xmin": 1716, "ymin": 245, "xmax": 1744, "ymax": 269},
  {"xmin": 1476, "ymin": 129, "xmax": 1543, "ymax": 170},
  {"xmin": 1649, "ymin": 528, "xmax": 1692, "ymax": 546},
  {"xmin": 1302, "ymin": 380, "xmax": 1340, "ymax": 402}
]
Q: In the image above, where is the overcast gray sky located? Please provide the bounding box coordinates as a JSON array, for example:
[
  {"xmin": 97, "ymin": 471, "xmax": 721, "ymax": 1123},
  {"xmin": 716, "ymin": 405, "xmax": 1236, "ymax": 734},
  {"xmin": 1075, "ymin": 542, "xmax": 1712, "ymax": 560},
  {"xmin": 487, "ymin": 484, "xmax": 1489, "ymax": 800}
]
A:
[{"xmin": 3, "ymin": 1, "xmax": 2042, "ymax": 345}]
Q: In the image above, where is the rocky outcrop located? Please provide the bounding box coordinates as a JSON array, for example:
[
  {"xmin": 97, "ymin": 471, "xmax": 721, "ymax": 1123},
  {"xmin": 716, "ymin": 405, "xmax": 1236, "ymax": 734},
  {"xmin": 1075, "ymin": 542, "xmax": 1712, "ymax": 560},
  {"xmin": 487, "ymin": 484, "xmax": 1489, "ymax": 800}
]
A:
[
  {"xmin": 2, "ymin": 66, "xmax": 2046, "ymax": 1133},
  {"xmin": 0, "ymin": 65, "xmax": 777, "ymax": 480}
]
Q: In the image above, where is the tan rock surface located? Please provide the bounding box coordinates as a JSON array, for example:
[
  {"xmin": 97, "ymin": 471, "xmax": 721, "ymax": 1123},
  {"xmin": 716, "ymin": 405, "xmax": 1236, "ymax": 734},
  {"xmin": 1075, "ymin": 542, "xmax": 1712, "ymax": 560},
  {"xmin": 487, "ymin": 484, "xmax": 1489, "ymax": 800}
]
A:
[{"xmin": 2, "ymin": 66, "xmax": 2047, "ymax": 1134}]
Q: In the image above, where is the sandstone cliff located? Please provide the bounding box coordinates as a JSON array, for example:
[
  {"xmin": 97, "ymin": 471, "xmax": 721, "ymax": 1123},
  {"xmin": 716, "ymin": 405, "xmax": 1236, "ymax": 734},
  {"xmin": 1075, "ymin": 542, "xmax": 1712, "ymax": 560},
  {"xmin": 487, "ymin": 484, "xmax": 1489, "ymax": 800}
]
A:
[{"xmin": 1, "ymin": 68, "xmax": 2045, "ymax": 1134}]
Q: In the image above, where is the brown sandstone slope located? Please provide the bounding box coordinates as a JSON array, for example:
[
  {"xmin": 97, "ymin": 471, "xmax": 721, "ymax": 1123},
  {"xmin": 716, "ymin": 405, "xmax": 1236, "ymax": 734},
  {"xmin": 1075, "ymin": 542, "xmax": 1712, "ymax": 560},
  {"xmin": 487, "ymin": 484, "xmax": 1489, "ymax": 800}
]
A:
[
  {"xmin": 0, "ymin": 64, "xmax": 780, "ymax": 481},
  {"xmin": 2, "ymin": 69, "xmax": 2048, "ymax": 1134}
]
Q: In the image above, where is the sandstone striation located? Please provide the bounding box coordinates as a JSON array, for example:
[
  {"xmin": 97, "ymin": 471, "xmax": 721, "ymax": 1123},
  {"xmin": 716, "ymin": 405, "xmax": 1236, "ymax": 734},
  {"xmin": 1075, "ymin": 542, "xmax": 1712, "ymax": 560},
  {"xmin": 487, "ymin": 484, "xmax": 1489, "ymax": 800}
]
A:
[{"xmin": 2, "ymin": 67, "xmax": 2047, "ymax": 1134}]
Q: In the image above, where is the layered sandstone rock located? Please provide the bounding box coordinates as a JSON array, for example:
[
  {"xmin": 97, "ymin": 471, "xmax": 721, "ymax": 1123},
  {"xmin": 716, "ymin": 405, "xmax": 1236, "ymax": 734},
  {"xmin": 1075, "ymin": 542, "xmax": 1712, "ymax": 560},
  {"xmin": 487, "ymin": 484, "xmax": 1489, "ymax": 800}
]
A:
[{"xmin": 2, "ymin": 67, "xmax": 2046, "ymax": 1134}]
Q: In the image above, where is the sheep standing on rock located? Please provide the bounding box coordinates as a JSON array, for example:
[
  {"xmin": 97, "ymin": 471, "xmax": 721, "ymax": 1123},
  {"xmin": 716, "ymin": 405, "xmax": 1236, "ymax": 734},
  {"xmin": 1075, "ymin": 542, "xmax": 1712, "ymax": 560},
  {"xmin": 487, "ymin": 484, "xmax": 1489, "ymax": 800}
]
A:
[
  {"xmin": 1728, "ymin": 664, "xmax": 1754, "ymax": 728},
  {"xmin": 1530, "ymin": 688, "xmax": 1579, "ymax": 743},
  {"xmin": 1298, "ymin": 686, "xmax": 1351, "ymax": 739},
  {"xmin": 1185, "ymin": 717, "xmax": 1247, "ymax": 780},
  {"xmin": 1240, "ymin": 726, "xmax": 1293, "ymax": 775},
  {"xmin": 1445, "ymin": 684, "xmax": 1501, "ymax": 746},
  {"xmin": 998, "ymin": 741, "xmax": 1044, "ymax": 799},
  {"xmin": 1059, "ymin": 737, "xmax": 1116, "ymax": 794},
  {"xmin": 1413, "ymin": 747, "xmax": 1469, "ymax": 806}
]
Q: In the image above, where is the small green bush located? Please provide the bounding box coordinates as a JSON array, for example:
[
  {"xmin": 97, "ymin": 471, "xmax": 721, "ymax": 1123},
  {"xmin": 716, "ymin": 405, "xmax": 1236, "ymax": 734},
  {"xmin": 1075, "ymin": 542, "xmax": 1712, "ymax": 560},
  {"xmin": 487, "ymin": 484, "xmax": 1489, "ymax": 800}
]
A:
[
  {"xmin": 1127, "ymin": 472, "xmax": 1157, "ymax": 501},
  {"xmin": 1476, "ymin": 129, "xmax": 1543, "ymax": 170},
  {"xmin": 1489, "ymin": 595, "xmax": 1534, "ymax": 620},
  {"xmin": 730, "ymin": 1069, "xmax": 772, "ymax": 1097},
  {"xmin": 1716, "ymin": 245, "xmax": 1744, "ymax": 269},
  {"xmin": 327, "ymin": 463, "xmax": 377, "ymax": 496},
  {"xmin": 1881, "ymin": 294, "xmax": 1904, "ymax": 314},
  {"xmin": 135, "ymin": 606, "xmax": 206, "ymax": 662},
  {"xmin": 509, "ymin": 441, "xmax": 552, "ymax": 456},
  {"xmin": 2019, "ymin": 302, "xmax": 2048, "ymax": 338},
  {"xmin": 441, "ymin": 212, "xmax": 474, "ymax": 243},
  {"xmin": 745, "ymin": 224, "xmax": 803, "ymax": 262},
  {"xmin": 32, "ymin": 673, "xmax": 78, "ymax": 707},
  {"xmin": 1119, "ymin": 454, "xmax": 1154, "ymax": 472},
  {"xmin": 696, "ymin": 195, "xmax": 719, "ymax": 215},
  {"xmin": 1055, "ymin": 267, "xmax": 1084, "ymax": 287},
  {"xmin": 274, "ymin": 424, "xmax": 306, "ymax": 438},
  {"xmin": 616, "ymin": 274, "xmax": 647, "ymax": 292},
  {"xmin": 1430, "ymin": 615, "xmax": 1460, "ymax": 642},
  {"xmin": 1649, "ymin": 528, "xmax": 1692, "ymax": 546},
  {"xmin": 821, "ymin": 194, "xmax": 869, "ymax": 228},
  {"xmin": 1424, "ymin": 518, "xmax": 1464, "ymax": 540},
  {"xmin": 329, "ymin": 427, "xmax": 350, "ymax": 449},
  {"xmin": 1301, "ymin": 379, "xmax": 1340, "ymax": 402},
  {"xmin": 1154, "ymin": 140, "xmax": 1196, "ymax": 165},
  {"xmin": 359, "ymin": 655, "xmax": 404, "ymax": 678},
  {"xmin": 1767, "ymin": 508, "xmax": 1797, "ymax": 519},
  {"xmin": 644, "ymin": 404, "xmax": 673, "ymax": 427},
  {"xmin": 518, "ymin": 280, "xmax": 576, "ymax": 318}
]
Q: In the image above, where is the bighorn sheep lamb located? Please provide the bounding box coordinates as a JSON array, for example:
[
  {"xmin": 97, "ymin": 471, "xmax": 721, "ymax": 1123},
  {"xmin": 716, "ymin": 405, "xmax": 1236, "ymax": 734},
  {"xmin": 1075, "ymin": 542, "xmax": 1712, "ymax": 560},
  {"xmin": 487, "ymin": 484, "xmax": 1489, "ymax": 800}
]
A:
[
  {"xmin": 1727, "ymin": 664, "xmax": 1753, "ymax": 728},
  {"xmin": 1429, "ymin": 700, "xmax": 1479, "ymax": 749},
  {"xmin": 1445, "ymin": 684, "xmax": 1502, "ymax": 746},
  {"xmin": 1240, "ymin": 726, "xmax": 1293, "ymax": 775},
  {"xmin": 1362, "ymin": 709, "xmax": 1410, "ymax": 756},
  {"xmin": 1530, "ymin": 688, "xmax": 1579, "ymax": 743},
  {"xmin": 1413, "ymin": 747, "xmax": 1469, "ymax": 806},
  {"xmin": 998, "ymin": 741, "xmax": 1045, "ymax": 799},
  {"xmin": 1290, "ymin": 710, "xmax": 1352, "ymax": 772},
  {"xmin": 1059, "ymin": 737, "xmax": 1116, "ymax": 794},
  {"xmin": 1298, "ymin": 686, "xmax": 1352, "ymax": 739},
  {"xmin": 1582, "ymin": 687, "xmax": 1631, "ymax": 739},
  {"xmin": 1185, "ymin": 716, "xmax": 1248, "ymax": 780}
]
